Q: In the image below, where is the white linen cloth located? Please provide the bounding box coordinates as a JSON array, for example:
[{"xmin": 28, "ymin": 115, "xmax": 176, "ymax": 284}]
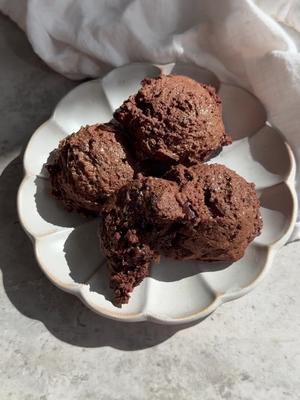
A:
[{"xmin": 1, "ymin": 0, "xmax": 300, "ymax": 239}]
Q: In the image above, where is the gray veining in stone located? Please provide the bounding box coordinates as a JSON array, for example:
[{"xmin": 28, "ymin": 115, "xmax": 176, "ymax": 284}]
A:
[{"xmin": 0, "ymin": 13, "xmax": 299, "ymax": 400}]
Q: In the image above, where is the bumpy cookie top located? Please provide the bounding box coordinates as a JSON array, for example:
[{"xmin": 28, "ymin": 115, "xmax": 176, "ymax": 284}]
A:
[
  {"xmin": 47, "ymin": 123, "xmax": 135, "ymax": 215},
  {"xmin": 114, "ymin": 74, "xmax": 231, "ymax": 171}
]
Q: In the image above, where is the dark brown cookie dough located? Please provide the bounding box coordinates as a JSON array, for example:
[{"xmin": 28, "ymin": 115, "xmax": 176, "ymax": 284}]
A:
[
  {"xmin": 161, "ymin": 164, "xmax": 262, "ymax": 261},
  {"xmin": 47, "ymin": 123, "xmax": 136, "ymax": 215},
  {"xmin": 100, "ymin": 174, "xmax": 188, "ymax": 304},
  {"xmin": 100, "ymin": 164, "xmax": 262, "ymax": 304},
  {"xmin": 114, "ymin": 74, "xmax": 231, "ymax": 171},
  {"xmin": 100, "ymin": 177, "xmax": 159, "ymax": 305}
]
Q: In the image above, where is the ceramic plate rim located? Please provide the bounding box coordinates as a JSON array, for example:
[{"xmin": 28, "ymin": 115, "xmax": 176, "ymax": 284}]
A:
[{"xmin": 17, "ymin": 62, "xmax": 298, "ymax": 324}]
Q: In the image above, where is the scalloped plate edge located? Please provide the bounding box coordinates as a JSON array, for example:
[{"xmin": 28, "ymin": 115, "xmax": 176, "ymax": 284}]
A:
[{"xmin": 17, "ymin": 63, "xmax": 298, "ymax": 324}]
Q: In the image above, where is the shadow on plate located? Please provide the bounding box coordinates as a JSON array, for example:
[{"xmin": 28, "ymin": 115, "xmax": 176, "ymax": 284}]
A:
[
  {"xmin": 63, "ymin": 220, "xmax": 114, "ymax": 303},
  {"xmin": 151, "ymin": 257, "xmax": 232, "ymax": 282},
  {"xmin": 219, "ymin": 84, "xmax": 267, "ymax": 141},
  {"xmin": 171, "ymin": 63, "xmax": 221, "ymax": 91},
  {"xmin": 34, "ymin": 175, "xmax": 91, "ymax": 228},
  {"xmin": 248, "ymin": 125, "xmax": 291, "ymax": 179},
  {"xmin": 1, "ymin": 156, "xmax": 201, "ymax": 350},
  {"xmin": 63, "ymin": 220, "xmax": 232, "ymax": 303}
]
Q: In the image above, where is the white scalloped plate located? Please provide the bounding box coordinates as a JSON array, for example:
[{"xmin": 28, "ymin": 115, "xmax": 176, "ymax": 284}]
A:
[{"xmin": 17, "ymin": 63, "xmax": 298, "ymax": 324}]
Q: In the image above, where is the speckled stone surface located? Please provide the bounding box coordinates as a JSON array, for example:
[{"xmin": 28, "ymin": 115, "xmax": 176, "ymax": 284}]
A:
[{"xmin": 0, "ymin": 14, "xmax": 300, "ymax": 400}]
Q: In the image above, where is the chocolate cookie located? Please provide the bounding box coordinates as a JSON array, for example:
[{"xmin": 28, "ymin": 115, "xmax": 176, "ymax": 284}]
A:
[
  {"xmin": 100, "ymin": 164, "xmax": 262, "ymax": 304},
  {"xmin": 47, "ymin": 123, "xmax": 136, "ymax": 215},
  {"xmin": 114, "ymin": 74, "xmax": 231, "ymax": 172}
]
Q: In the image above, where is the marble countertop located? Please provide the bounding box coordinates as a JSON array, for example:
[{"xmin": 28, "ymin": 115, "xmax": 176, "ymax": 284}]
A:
[{"xmin": 0, "ymin": 14, "xmax": 299, "ymax": 400}]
